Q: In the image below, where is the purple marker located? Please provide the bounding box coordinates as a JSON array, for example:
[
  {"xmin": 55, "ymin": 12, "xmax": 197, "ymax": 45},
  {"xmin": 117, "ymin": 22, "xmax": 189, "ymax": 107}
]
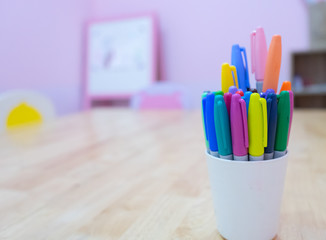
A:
[
  {"xmin": 230, "ymin": 94, "xmax": 249, "ymax": 161},
  {"xmin": 229, "ymin": 86, "xmax": 238, "ymax": 94}
]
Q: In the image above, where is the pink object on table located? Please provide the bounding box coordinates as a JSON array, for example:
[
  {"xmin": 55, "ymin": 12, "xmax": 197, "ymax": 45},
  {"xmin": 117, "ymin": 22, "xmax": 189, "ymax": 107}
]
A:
[
  {"xmin": 130, "ymin": 83, "xmax": 188, "ymax": 109},
  {"xmin": 136, "ymin": 92, "xmax": 183, "ymax": 109}
]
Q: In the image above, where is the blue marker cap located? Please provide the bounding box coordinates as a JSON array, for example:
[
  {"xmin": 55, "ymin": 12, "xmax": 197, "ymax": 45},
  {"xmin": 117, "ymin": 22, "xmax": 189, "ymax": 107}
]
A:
[
  {"xmin": 231, "ymin": 44, "xmax": 250, "ymax": 91},
  {"xmin": 260, "ymin": 92, "xmax": 266, "ymax": 98},
  {"xmin": 241, "ymin": 91, "xmax": 252, "ymax": 116},
  {"xmin": 214, "ymin": 95, "xmax": 232, "ymax": 157},
  {"xmin": 265, "ymin": 93, "xmax": 278, "ymax": 153},
  {"xmin": 265, "ymin": 89, "xmax": 275, "ymax": 96},
  {"xmin": 202, "ymin": 93, "xmax": 209, "ymax": 149},
  {"xmin": 206, "ymin": 93, "xmax": 218, "ymax": 153},
  {"xmin": 229, "ymin": 86, "xmax": 238, "ymax": 94}
]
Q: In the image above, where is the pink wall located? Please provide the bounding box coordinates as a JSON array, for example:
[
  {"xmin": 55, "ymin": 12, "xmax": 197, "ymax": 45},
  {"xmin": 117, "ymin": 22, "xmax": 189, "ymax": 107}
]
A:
[
  {"xmin": 0, "ymin": 0, "xmax": 310, "ymax": 114},
  {"xmin": 0, "ymin": 0, "xmax": 91, "ymax": 115},
  {"xmin": 91, "ymin": 0, "xmax": 309, "ymax": 108}
]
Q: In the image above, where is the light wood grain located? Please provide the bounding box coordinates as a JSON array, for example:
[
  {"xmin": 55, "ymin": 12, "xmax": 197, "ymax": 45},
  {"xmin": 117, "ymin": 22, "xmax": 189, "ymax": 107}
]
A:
[{"xmin": 0, "ymin": 109, "xmax": 325, "ymax": 240}]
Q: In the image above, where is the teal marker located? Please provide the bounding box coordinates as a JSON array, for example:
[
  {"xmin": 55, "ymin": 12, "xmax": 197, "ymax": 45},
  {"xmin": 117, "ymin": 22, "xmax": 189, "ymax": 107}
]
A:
[{"xmin": 214, "ymin": 95, "xmax": 233, "ymax": 159}]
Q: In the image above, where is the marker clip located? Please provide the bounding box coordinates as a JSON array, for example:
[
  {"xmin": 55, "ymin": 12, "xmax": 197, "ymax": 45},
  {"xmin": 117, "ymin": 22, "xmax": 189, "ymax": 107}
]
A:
[
  {"xmin": 239, "ymin": 98, "xmax": 249, "ymax": 148},
  {"xmin": 230, "ymin": 65, "xmax": 239, "ymax": 88},
  {"xmin": 240, "ymin": 47, "xmax": 250, "ymax": 89}
]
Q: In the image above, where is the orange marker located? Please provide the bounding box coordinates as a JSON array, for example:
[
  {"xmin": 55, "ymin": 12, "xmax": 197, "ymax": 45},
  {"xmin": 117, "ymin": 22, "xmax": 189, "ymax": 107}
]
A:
[
  {"xmin": 262, "ymin": 35, "xmax": 282, "ymax": 92},
  {"xmin": 279, "ymin": 81, "xmax": 291, "ymax": 93}
]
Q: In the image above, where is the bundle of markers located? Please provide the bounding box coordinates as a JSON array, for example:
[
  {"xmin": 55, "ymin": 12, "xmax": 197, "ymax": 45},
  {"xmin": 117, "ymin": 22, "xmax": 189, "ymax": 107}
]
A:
[{"xmin": 202, "ymin": 27, "xmax": 293, "ymax": 161}]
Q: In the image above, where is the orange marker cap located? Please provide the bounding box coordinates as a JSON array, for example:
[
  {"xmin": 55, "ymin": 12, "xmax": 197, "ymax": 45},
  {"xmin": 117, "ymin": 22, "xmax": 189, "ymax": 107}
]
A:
[
  {"xmin": 262, "ymin": 35, "xmax": 282, "ymax": 92},
  {"xmin": 279, "ymin": 81, "xmax": 291, "ymax": 93}
]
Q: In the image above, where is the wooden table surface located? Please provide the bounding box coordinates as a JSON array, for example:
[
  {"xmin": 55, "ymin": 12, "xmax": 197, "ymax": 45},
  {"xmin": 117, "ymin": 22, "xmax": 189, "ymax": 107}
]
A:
[{"xmin": 0, "ymin": 109, "xmax": 325, "ymax": 240}]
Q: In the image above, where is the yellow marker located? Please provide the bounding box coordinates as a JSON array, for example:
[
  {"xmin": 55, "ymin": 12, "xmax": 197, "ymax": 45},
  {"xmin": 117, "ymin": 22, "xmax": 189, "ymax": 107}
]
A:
[
  {"xmin": 248, "ymin": 93, "xmax": 267, "ymax": 161},
  {"xmin": 221, "ymin": 63, "xmax": 238, "ymax": 94}
]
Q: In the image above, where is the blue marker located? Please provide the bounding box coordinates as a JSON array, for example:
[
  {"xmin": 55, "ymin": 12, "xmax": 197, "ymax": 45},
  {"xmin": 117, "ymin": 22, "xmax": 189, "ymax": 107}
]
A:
[
  {"xmin": 201, "ymin": 92, "xmax": 210, "ymax": 152},
  {"xmin": 260, "ymin": 92, "xmax": 266, "ymax": 98},
  {"xmin": 242, "ymin": 91, "xmax": 252, "ymax": 116},
  {"xmin": 264, "ymin": 93, "xmax": 278, "ymax": 160},
  {"xmin": 231, "ymin": 44, "xmax": 250, "ymax": 91},
  {"xmin": 206, "ymin": 93, "xmax": 219, "ymax": 157},
  {"xmin": 265, "ymin": 89, "xmax": 275, "ymax": 96},
  {"xmin": 214, "ymin": 95, "xmax": 233, "ymax": 159}
]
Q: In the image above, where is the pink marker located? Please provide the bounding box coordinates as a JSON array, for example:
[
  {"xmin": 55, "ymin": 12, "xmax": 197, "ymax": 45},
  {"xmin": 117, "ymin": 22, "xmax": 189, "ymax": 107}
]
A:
[
  {"xmin": 230, "ymin": 94, "xmax": 249, "ymax": 161},
  {"xmin": 287, "ymin": 91, "xmax": 294, "ymax": 146},
  {"xmin": 223, "ymin": 92, "xmax": 232, "ymax": 117},
  {"xmin": 251, "ymin": 27, "xmax": 268, "ymax": 93}
]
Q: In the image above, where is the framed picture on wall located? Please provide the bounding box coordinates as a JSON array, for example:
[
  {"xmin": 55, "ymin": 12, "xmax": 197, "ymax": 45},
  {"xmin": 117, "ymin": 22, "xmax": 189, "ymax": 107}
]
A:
[{"xmin": 84, "ymin": 13, "xmax": 158, "ymax": 108}]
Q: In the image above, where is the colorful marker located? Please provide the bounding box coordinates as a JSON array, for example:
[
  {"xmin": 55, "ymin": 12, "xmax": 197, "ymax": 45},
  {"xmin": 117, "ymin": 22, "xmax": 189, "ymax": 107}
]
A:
[
  {"xmin": 201, "ymin": 92, "xmax": 210, "ymax": 151},
  {"xmin": 264, "ymin": 93, "xmax": 278, "ymax": 160},
  {"xmin": 231, "ymin": 94, "xmax": 249, "ymax": 161},
  {"xmin": 251, "ymin": 27, "xmax": 268, "ymax": 93},
  {"xmin": 274, "ymin": 91, "xmax": 290, "ymax": 158},
  {"xmin": 221, "ymin": 63, "xmax": 238, "ymax": 94},
  {"xmin": 279, "ymin": 81, "xmax": 291, "ymax": 93},
  {"xmin": 248, "ymin": 93, "xmax": 267, "ymax": 161},
  {"xmin": 263, "ymin": 35, "xmax": 282, "ymax": 92},
  {"xmin": 232, "ymin": 44, "xmax": 250, "ymax": 91},
  {"xmin": 224, "ymin": 92, "xmax": 232, "ymax": 117},
  {"xmin": 214, "ymin": 95, "xmax": 233, "ymax": 159}
]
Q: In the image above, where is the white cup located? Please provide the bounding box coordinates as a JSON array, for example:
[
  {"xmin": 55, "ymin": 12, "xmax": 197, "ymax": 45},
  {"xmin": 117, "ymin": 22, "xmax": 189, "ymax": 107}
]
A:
[{"xmin": 206, "ymin": 152, "xmax": 288, "ymax": 240}]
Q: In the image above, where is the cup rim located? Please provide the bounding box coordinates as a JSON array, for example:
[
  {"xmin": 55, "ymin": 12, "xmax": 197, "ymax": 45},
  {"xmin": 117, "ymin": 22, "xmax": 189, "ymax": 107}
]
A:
[{"xmin": 205, "ymin": 150, "xmax": 288, "ymax": 164}]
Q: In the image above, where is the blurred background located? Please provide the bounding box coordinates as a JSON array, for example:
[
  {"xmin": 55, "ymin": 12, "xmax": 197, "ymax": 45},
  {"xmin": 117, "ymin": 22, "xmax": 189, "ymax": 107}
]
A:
[{"xmin": 0, "ymin": 0, "xmax": 324, "ymax": 117}]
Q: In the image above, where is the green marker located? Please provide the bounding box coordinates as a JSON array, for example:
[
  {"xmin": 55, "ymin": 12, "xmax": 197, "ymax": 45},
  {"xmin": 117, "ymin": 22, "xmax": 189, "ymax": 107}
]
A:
[
  {"xmin": 214, "ymin": 91, "xmax": 224, "ymax": 96},
  {"xmin": 274, "ymin": 91, "xmax": 290, "ymax": 158}
]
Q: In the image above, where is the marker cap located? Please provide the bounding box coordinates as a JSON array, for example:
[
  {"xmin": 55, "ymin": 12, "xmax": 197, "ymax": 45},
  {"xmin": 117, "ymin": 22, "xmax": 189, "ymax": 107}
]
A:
[
  {"xmin": 231, "ymin": 94, "xmax": 249, "ymax": 157},
  {"xmin": 201, "ymin": 92, "xmax": 210, "ymax": 149},
  {"xmin": 248, "ymin": 93, "xmax": 267, "ymax": 157},
  {"xmin": 236, "ymin": 90, "xmax": 244, "ymax": 96},
  {"xmin": 231, "ymin": 44, "xmax": 250, "ymax": 90},
  {"xmin": 221, "ymin": 63, "xmax": 238, "ymax": 94},
  {"xmin": 275, "ymin": 91, "xmax": 290, "ymax": 152},
  {"xmin": 206, "ymin": 93, "xmax": 218, "ymax": 152},
  {"xmin": 223, "ymin": 92, "xmax": 232, "ymax": 117},
  {"xmin": 251, "ymin": 27, "xmax": 268, "ymax": 82},
  {"xmin": 229, "ymin": 86, "xmax": 238, "ymax": 94},
  {"xmin": 263, "ymin": 35, "xmax": 282, "ymax": 92},
  {"xmin": 279, "ymin": 81, "xmax": 291, "ymax": 93},
  {"xmin": 214, "ymin": 95, "xmax": 232, "ymax": 156},
  {"xmin": 265, "ymin": 93, "xmax": 278, "ymax": 154}
]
